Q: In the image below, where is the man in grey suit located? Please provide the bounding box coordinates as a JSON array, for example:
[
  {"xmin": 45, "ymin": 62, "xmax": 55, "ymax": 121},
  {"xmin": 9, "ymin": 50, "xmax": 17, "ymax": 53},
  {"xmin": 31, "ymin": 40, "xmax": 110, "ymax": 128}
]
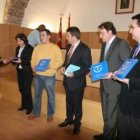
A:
[{"xmin": 93, "ymin": 22, "xmax": 131, "ymax": 140}]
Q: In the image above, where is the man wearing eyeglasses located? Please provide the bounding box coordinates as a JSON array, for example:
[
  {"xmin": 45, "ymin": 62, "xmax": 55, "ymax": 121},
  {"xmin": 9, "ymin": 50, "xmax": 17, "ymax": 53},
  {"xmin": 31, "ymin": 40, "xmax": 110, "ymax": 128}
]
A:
[{"xmin": 112, "ymin": 13, "xmax": 140, "ymax": 140}]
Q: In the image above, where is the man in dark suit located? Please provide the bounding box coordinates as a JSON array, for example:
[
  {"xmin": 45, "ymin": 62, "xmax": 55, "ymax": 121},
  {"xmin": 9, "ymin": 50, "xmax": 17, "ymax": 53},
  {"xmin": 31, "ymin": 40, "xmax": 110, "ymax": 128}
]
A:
[
  {"xmin": 58, "ymin": 27, "xmax": 92, "ymax": 135},
  {"xmin": 112, "ymin": 13, "xmax": 140, "ymax": 140},
  {"xmin": 93, "ymin": 22, "xmax": 131, "ymax": 140}
]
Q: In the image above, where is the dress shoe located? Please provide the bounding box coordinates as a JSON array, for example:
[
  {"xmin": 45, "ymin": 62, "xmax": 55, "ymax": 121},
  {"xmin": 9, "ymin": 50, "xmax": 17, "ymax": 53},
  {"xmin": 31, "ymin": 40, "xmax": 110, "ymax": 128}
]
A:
[
  {"xmin": 27, "ymin": 114, "xmax": 38, "ymax": 120},
  {"xmin": 26, "ymin": 109, "xmax": 32, "ymax": 115},
  {"xmin": 17, "ymin": 107, "xmax": 25, "ymax": 111},
  {"xmin": 58, "ymin": 120, "xmax": 74, "ymax": 127},
  {"xmin": 93, "ymin": 134, "xmax": 103, "ymax": 140},
  {"xmin": 73, "ymin": 127, "xmax": 80, "ymax": 135},
  {"xmin": 47, "ymin": 116, "xmax": 53, "ymax": 122}
]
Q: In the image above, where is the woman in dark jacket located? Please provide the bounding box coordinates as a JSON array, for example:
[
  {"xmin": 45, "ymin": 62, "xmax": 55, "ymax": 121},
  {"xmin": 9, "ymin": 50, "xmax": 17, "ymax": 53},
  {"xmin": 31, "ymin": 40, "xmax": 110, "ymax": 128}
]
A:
[{"xmin": 14, "ymin": 33, "xmax": 33, "ymax": 115}]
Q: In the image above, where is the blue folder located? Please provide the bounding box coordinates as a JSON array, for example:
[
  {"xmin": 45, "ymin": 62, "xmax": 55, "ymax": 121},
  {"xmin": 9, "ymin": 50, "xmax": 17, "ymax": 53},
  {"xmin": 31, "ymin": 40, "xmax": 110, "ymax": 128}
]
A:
[
  {"xmin": 115, "ymin": 59, "xmax": 138, "ymax": 79},
  {"xmin": 35, "ymin": 59, "xmax": 50, "ymax": 71},
  {"xmin": 65, "ymin": 64, "xmax": 80, "ymax": 76},
  {"xmin": 91, "ymin": 61, "xmax": 108, "ymax": 81}
]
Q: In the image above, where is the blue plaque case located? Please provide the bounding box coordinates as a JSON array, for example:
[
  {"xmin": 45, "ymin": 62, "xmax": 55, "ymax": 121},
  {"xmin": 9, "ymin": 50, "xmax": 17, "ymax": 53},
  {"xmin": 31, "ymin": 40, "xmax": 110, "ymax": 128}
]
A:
[
  {"xmin": 35, "ymin": 59, "xmax": 51, "ymax": 71},
  {"xmin": 91, "ymin": 61, "xmax": 108, "ymax": 81},
  {"xmin": 115, "ymin": 59, "xmax": 138, "ymax": 79}
]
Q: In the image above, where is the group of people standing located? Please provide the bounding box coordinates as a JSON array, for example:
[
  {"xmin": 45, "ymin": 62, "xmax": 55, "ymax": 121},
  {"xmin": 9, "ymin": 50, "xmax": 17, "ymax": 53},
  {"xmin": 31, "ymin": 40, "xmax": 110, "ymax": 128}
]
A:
[{"xmin": 1, "ymin": 13, "xmax": 140, "ymax": 140}]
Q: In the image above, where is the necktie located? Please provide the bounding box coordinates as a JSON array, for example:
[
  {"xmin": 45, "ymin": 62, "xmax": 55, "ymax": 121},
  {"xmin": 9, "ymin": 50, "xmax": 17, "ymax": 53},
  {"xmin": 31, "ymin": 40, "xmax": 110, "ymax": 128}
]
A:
[
  {"xmin": 67, "ymin": 46, "xmax": 74, "ymax": 64},
  {"xmin": 132, "ymin": 45, "xmax": 140, "ymax": 58},
  {"xmin": 104, "ymin": 43, "xmax": 110, "ymax": 59}
]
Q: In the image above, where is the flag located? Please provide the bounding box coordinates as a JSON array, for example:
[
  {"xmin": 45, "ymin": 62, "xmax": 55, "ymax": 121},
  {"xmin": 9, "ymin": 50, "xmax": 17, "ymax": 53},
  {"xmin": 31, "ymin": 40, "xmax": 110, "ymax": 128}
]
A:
[
  {"xmin": 57, "ymin": 17, "xmax": 62, "ymax": 48},
  {"xmin": 66, "ymin": 13, "xmax": 71, "ymax": 46},
  {"xmin": 68, "ymin": 13, "xmax": 70, "ymax": 28}
]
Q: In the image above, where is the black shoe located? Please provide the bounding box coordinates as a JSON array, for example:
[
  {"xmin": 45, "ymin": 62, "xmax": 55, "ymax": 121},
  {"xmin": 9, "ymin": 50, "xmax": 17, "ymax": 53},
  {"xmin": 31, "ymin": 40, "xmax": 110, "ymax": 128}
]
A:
[
  {"xmin": 58, "ymin": 119, "xmax": 74, "ymax": 127},
  {"xmin": 17, "ymin": 107, "xmax": 25, "ymax": 111},
  {"xmin": 93, "ymin": 134, "xmax": 103, "ymax": 140},
  {"xmin": 73, "ymin": 127, "xmax": 80, "ymax": 135},
  {"xmin": 26, "ymin": 109, "xmax": 32, "ymax": 115}
]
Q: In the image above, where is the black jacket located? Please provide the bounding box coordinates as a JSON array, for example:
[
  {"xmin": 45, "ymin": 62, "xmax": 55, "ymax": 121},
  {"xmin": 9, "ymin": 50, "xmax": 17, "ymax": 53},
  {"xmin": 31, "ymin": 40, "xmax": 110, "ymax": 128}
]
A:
[
  {"xmin": 120, "ymin": 45, "xmax": 140, "ymax": 118},
  {"xmin": 63, "ymin": 42, "xmax": 92, "ymax": 90},
  {"xmin": 15, "ymin": 44, "xmax": 33, "ymax": 72}
]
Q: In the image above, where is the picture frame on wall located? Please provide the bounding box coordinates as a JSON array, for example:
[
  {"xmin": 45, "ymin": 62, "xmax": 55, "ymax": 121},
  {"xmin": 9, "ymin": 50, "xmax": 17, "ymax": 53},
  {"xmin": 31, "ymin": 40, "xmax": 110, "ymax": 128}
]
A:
[{"xmin": 115, "ymin": 0, "xmax": 135, "ymax": 14}]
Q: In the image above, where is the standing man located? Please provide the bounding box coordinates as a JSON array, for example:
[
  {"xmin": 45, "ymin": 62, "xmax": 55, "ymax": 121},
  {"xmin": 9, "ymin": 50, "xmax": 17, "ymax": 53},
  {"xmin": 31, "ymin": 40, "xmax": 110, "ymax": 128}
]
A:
[
  {"xmin": 93, "ymin": 22, "xmax": 131, "ymax": 140},
  {"xmin": 113, "ymin": 13, "xmax": 140, "ymax": 140},
  {"xmin": 58, "ymin": 27, "xmax": 92, "ymax": 135},
  {"xmin": 28, "ymin": 29, "xmax": 63, "ymax": 121}
]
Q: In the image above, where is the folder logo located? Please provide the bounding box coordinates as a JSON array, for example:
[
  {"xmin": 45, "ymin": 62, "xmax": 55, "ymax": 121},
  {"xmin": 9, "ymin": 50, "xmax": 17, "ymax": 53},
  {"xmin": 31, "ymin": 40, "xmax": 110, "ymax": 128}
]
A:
[
  {"xmin": 39, "ymin": 60, "xmax": 47, "ymax": 66},
  {"xmin": 115, "ymin": 59, "xmax": 138, "ymax": 79},
  {"xmin": 91, "ymin": 61, "xmax": 108, "ymax": 81},
  {"xmin": 93, "ymin": 65, "xmax": 102, "ymax": 73},
  {"xmin": 35, "ymin": 59, "xmax": 51, "ymax": 71},
  {"xmin": 120, "ymin": 61, "xmax": 131, "ymax": 71}
]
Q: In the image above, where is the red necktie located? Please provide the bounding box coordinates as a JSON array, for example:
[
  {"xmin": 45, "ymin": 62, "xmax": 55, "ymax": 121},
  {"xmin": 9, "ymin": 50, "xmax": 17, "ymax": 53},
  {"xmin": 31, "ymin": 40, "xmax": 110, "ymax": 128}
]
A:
[{"xmin": 67, "ymin": 46, "xmax": 74, "ymax": 64}]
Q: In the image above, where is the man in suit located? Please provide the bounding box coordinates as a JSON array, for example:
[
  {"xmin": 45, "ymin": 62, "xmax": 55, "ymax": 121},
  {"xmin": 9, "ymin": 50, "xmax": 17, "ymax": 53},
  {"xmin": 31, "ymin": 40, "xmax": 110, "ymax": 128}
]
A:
[
  {"xmin": 58, "ymin": 27, "xmax": 92, "ymax": 135},
  {"xmin": 112, "ymin": 13, "xmax": 140, "ymax": 140},
  {"xmin": 93, "ymin": 22, "xmax": 131, "ymax": 140}
]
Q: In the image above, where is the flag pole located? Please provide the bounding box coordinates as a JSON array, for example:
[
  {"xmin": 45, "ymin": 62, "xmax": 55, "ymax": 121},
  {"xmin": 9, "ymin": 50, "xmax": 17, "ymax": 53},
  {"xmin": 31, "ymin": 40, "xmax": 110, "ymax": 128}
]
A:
[
  {"xmin": 65, "ymin": 13, "xmax": 71, "ymax": 47},
  {"xmin": 57, "ymin": 13, "xmax": 63, "ymax": 48}
]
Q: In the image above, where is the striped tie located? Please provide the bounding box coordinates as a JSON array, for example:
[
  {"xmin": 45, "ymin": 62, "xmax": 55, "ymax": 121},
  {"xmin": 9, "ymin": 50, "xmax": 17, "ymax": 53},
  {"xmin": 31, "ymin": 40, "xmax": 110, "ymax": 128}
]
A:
[
  {"xmin": 67, "ymin": 46, "xmax": 74, "ymax": 64},
  {"xmin": 132, "ymin": 45, "xmax": 140, "ymax": 58}
]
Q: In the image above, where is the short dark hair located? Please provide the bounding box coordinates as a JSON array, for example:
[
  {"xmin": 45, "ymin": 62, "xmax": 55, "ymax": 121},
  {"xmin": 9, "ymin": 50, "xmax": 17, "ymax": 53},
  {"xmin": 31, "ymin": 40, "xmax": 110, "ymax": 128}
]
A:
[
  {"xmin": 66, "ymin": 26, "xmax": 81, "ymax": 39},
  {"xmin": 40, "ymin": 29, "xmax": 51, "ymax": 36},
  {"xmin": 132, "ymin": 14, "xmax": 140, "ymax": 27},
  {"xmin": 98, "ymin": 21, "xmax": 116, "ymax": 35},
  {"xmin": 15, "ymin": 33, "xmax": 28, "ymax": 44},
  {"xmin": 36, "ymin": 24, "xmax": 46, "ymax": 31}
]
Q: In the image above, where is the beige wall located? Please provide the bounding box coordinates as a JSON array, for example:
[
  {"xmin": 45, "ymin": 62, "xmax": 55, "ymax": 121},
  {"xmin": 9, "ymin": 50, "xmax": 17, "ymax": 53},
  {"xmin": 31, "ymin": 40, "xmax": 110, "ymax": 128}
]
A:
[
  {"xmin": 0, "ymin": 0, "xmax": 6, "ymax": 23},
  {"xmin": 0, "ymin": 0, "xmax": 140, "ymax": 32},
  {"xmin": 22, "ymin": 0, "xmax": 140, "ymax": 32}
]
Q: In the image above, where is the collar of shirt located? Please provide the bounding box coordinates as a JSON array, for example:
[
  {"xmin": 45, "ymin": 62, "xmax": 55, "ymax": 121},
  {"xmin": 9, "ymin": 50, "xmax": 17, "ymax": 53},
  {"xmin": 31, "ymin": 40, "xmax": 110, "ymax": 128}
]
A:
[
  {"xmin": 18, "ymin": 47, "xmax": 24, "ymax": 57},
  {"xmin": 71, "ymin": 40, "xmax": 80, "ymax": 53},
  {"xmin": 106, "ymin": 35, "xmax": 116, "ymax": 46}
]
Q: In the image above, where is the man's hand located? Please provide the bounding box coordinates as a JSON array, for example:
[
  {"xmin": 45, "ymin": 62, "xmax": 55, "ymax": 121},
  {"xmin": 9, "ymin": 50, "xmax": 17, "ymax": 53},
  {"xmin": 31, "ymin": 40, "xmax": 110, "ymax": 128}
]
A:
[
  {"xmin": 60, "ymin": 67, "xmax": 65, "ymax": 75},
  {"xmin": 12, "ymin": 58, "xmax": 21, "ymax": 63},
  {"xmin": 103, "ymin": 72, "xmax": 114, "ymax": 79},
  {"xmin": 112, "ymin": 74, "xmax": 129, "ymax": 85},
  {"xmin": 32, "ymin": 66, "xmax": 36, "ymax": 72},
  {"xmin": 67, "ymin": 72, "xmax": 74, "ymax": 78}
]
